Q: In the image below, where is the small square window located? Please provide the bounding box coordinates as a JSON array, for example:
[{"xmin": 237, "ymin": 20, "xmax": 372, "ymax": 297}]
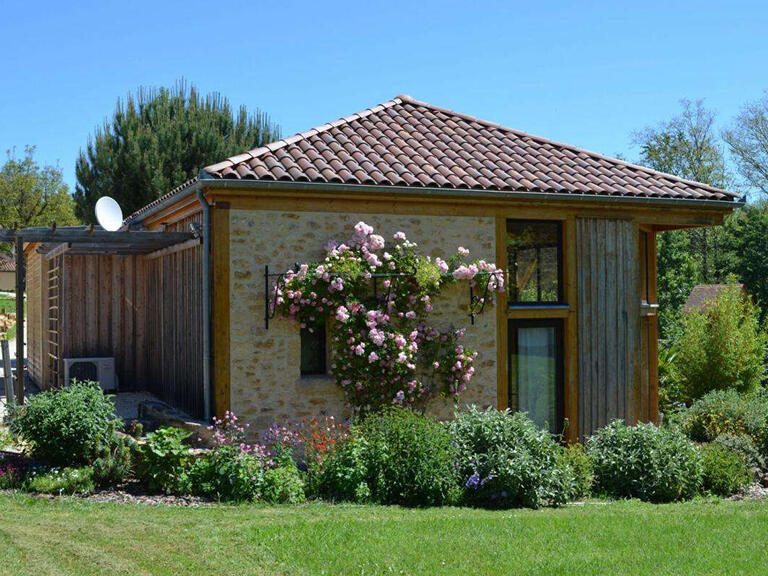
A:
[
  {"xmin": 507, "ymin": 220, "xmax": 563, "ymax": 304},
  {"xmin": 300, "ymin": 321, "xmax": 327, "ymax": 376}
]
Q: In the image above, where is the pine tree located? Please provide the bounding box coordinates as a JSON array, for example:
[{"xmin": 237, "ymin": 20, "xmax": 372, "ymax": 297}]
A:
[{"xmin": 74, "ymin": 80, "xmax": 280, "ymax": 222}]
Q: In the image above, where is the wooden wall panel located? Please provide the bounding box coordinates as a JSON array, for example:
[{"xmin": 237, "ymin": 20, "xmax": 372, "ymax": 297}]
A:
[
  {"xmin": 144, "ymin": 212, "xmax": 204, "ymax": 418},
  {"xmin": 577, "ymin": 218, "xmax": 640, "ymax": 437},
  {"xmin": 48, "ymin": 229, "xmax": 204, "ymax": 419},
  {"xmin": 25, "ymin": 249, "xmax": 45, "ymax": 386}
]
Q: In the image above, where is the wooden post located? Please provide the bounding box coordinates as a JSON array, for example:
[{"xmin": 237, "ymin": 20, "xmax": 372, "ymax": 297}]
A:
[
  {"xmin": 2, "ymin": 340, "xmax": 14, "ymax": 409},
  {"xmin": 15, "ymin": 237, "xmax": 25, "ymax": 404}
]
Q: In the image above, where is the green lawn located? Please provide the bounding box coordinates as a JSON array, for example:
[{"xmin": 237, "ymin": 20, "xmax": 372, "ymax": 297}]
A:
[
  {"xmin": 0, "ymin": 494, "xmax": 767, "ymax": 575},
  {"xmin": 0, "ymin": 295, "xmax": 20, "ymax": 340}
]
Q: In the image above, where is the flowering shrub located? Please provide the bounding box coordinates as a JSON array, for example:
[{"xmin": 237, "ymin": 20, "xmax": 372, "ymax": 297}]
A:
[
  {"xmin": 191, "ymin": 412, "xmax": 305, "ymax": 503},
  {"xmin": 275, "ymin": 222, "xmax": 504, "ymax": 411},
  {"xmin": 296, "ymin": 415, "xmax": 349, "ymax": 467},
  {"xmin": 682, "ymin": 390, "xmax": 768, "ymax": 454},
  {"xmin": 190, "ymin": 412, "xmax": 273, "ymax": 502},
  {"xmin": 450, "ymin": 407, "xmax": 577, "ymax": 509},
  {"xmin": 24, "ymin": 465, "xmax": 95, "ymax": 495}
]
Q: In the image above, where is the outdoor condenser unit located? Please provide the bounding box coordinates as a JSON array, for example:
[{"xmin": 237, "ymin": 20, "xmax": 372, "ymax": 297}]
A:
[{"xmin": 63, "ymin": 357, "xmax": 118, "ymax": 391}]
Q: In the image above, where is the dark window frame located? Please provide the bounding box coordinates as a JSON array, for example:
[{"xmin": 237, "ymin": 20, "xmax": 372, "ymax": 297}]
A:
[
  {"xmin": 300, "ymin": 321, "xmax": 327, "ymax": 376},
  {"xmin": 507, "ymin": 318, "xmax": 565, "ymax": 435},
  {"xmin": 506, "ymin": 219, "xmax": 565, "ymax": 306}
]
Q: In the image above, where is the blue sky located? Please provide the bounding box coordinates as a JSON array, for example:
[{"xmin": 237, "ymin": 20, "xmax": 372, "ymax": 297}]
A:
[{"xmin": 1, "ymin": 0, "xmax": 766, "ymax": 192}]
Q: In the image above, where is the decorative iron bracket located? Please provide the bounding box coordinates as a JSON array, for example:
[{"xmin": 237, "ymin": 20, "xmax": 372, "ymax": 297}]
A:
[
  {"xmin": 468, "ymin": 271, "xmax": 504, "ymax": 325},
  {"xmin": 264, "ymin": 264, "xmax": 291, "ymax": 330}
]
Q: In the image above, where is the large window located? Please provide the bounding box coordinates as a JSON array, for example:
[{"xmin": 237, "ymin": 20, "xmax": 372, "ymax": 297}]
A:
[
  {"xmin": 300, "ymin": 321, "xmax": 327, "ymax": 376},
  {"xmin": 507, "ymin": 220, "xmax": 563, "ymax": 304},
  {"xmin": 508, "ymin": 319, "xmax": 564, "ymax": 434}
]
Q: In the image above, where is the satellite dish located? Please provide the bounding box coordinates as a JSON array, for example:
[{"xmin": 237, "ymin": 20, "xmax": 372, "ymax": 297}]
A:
[{"xmin": 95, "ymin": 196, "xmax": 123, "ymax": 232}]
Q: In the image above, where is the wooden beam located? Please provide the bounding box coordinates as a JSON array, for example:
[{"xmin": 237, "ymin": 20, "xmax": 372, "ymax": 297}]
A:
[
  {"xmin": 42, "ymin": 243, "xmax": 71, "ymax": 260},
  {"xmin": 15, "ymin": 237, "xmax": 24, "ymax": 404},
  {"xmin": 144, "ymin": 238, "xmax": 202, "ymax": 260},
  {"xmin": 1, "ymin": 227, "xmax": 193, "ymax": 246},
  {"xmin": 495, "ymin": 217, "xmax": 508, "ymax": 410},
  {"xmin": 211, "ymin": 203, "xmax": 230, "ymax": 419},
  {"xmin": 564, "ymin": 215, "xmax": 579, "ymax": 442}
]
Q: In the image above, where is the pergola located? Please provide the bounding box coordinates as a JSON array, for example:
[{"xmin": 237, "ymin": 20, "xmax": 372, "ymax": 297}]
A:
[{"xmin": 0, "ymin": 225, "xmax": 196, "ymax": 403}]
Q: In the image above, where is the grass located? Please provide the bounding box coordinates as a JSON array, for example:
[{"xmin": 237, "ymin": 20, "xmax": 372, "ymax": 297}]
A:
[
  {"xmin": 0, "ymin": 494, "xmax": 767, "ymax": 575},
  {"xmin": 0, "ymin": 295, "xmax": 21, "ymax": 340}
]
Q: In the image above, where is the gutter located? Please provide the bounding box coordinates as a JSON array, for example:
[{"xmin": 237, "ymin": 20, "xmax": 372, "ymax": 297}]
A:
[{"xmin": 196, "ymin": 181, "xmax": 212, "ymax": 422}]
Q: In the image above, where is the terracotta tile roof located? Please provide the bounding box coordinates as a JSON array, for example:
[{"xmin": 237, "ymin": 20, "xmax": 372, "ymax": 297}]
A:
[
  {"xmin": 125, "ymin": 95, "xmax": 739, "ymax": 224},
  {"xmin": 125, "ymin": 177, "xmax": 198, "ymax": 224},
  {"xmin": 682, "ymin": 283, "xmax": 745, "ymax": 313},
  {"xmin": 0, "ymin": 257, "xmax": 15, "ymax": 272},
  {"xmin": 203, "ymin": 95, "xmax": 738, "ymax": 201}
]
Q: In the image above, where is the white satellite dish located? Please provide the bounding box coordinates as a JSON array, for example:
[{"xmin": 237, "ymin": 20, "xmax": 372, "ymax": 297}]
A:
[{"xmin": 95, "ymin": 196, "xmax": 124, "ymax": 232}]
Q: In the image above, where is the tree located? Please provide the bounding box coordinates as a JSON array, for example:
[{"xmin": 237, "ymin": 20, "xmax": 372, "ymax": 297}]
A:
[
  {"xmin": 719, "ymin": 202, "xmax": 768, "ymax": 315},
  {"xmin": 723, "ymin": 91, "xmax": 768, "ymax": 197},
  {"xmin": 655, "ymin": 230, "xmax": 699, "ymax": 338},
  {"xmin": 75, "ymin": 80, "xmax": 280, "ymax": 222},
  {"xmin": 0, "ymin": 147, "xmax": 79, "ymax": 253},
  {"xmin": 633, "ymin": 100, "xmax": 734, "ymax": 334},
  {"xmin": 672, "ymin": 285, "xmax": 766, "ymax": 404}
]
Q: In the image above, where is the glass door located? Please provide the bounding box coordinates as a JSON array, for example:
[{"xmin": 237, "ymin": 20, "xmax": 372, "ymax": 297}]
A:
[{"xmin": 508, "ymin": 319, "xmax": 564, "ymax": 434}]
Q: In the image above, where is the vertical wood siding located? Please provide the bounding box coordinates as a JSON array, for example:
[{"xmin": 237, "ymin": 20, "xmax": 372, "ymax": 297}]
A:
[
  {"xmin": 38, "ymin": 212, "xmax": 204, "ymax": 418},
  {"xmin": 144, "ymin": 218, "xmax": 204, "ymax": 418},
  {"xmin": 577, "ymin": 218, "xmax": 641, "ymax": 437},
  {"xmin": 25, "ymin": 250, "xmax": 45, "ymax": 386}
]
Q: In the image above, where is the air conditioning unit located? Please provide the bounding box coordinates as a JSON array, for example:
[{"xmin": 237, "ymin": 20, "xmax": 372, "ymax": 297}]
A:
[{"xmin": 63, "ymin": 357, "xmax": 118, "ymax": 392}]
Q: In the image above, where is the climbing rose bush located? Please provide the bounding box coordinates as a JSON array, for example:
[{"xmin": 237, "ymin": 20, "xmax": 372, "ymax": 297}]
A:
[{"xmin": 275, "ymin": 222, "xmax": 503, "ymax": 411}]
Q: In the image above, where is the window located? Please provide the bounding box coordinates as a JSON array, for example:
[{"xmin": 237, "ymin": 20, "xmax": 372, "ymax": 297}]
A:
[
  {"xmin": 300, "ymin": 321, "xmax": 327, "ymax": 376},
  {"xmin": 508, "ymin": 319, "xmax": 564, "ymax": 434},
  {"xmin": 507, "ymin": 220, "xmax": 563, "ymax": 304}
]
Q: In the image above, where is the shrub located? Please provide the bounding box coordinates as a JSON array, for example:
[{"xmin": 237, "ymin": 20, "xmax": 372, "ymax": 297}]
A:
[
  {"xmin": 24, "ymin": 466, "xmax": 95, "ymax": 495},
  {"xmin": 296, "ymin": 415, "xmax": 349, "ymax": 498},
  {"xmin": 189, "ymin": 446, "xmax": 265, "ymax": 502},
  {"xmin": 682, "ymin": 391, "xmax": 768, "ymax": 459},
  {"xmin": 587, "ymin": 420, "xmax": 702, "ymax": 502},
  {"xmin": 0, "ymin": 452, "xmax": 29, "ymax": 489},
  {"xmin": 136, "ymin": 427, "xmax": 191, "ymax": 495},
  {"xmin": 450, "ymin": 407, "xmax": 575, "ymax": 509},
  {"xmin": 673, "ymin": 286, "xmax": 766, "ymax": 403},
  {"xmin": 713, "ymin": 433, "xmax": 764, "ymax": 469},
  {"xmin": 313, "ymin": 434, "xmax": 371, "ymax": 503},
  {"xmin": 189, "ymin": 411, "xmax": 279, "ymax": 503},
  {"xmin": 10, "ymin": 381, "xmax": 120, "ymax": 466},
  {"xmin": 92, "ymin": 433, "xmax": 134, "ymax": 487},
  {"xmin": 261, "ymin": 462, "xmax": 305, "ymax": 504},
  {"xmin": 701, "ymin": 443, "xmax": 753, "ymax": 496},
  {"xmin": 317, "ymin": 408, "xmax": 459, "ymax": 506},
  {"xmin": 558, "ymin": 443, "xmax": 593, "ymax": 500}
]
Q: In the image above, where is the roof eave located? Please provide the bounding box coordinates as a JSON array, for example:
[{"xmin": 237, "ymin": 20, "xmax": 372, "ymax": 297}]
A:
[{"xmin": 196, "ymin": 176, "xmax": 744, "ymax": 211}]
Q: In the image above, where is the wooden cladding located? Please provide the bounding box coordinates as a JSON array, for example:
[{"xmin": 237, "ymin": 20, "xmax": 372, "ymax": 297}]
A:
[
  {"xmin": 27, "ymin": 212, "xmax": 205, "ymax": 419},
  {"xmin": 144, "ymin": 235, "xmax": 205, "ymax": 418},
  {"xmin": 576, "ymin": 218, "xmax": 644, "ymax": 437},
  {"xmin": 57, "ymin": 254, "xmax": 147, "ymax": 389}
]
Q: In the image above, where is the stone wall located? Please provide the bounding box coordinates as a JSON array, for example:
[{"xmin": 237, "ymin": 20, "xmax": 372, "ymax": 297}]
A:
[{"xmin": 228, "ymin": 209, "xmax": 498, "ymax": 430}]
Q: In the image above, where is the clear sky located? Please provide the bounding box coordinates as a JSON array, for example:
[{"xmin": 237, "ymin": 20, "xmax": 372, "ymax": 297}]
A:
[{"xmin": 1, "ymin": 0, "xmax": 766, "ymax": 192}]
